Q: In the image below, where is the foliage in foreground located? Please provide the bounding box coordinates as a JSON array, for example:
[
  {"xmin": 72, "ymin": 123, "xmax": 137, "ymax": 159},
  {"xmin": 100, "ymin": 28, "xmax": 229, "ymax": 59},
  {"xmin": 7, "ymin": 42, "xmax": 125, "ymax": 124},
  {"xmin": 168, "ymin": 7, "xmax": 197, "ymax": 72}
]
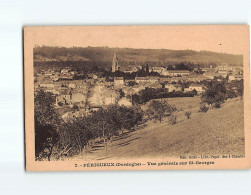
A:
[
  {"xmin": 146, "ymin": 100, "xmax": 176, "ymax": 123},
  {"xmin": 199, "ymin": 105, "xmax": 209, "ymax": 113},
  {"xmin": 35, "ymin": 90, "xmax": 61, "ymax": 161},
  {"xmin": 184, "ymin": 111, "xmax": 192, "ymax": 119},
  {"xmin": 35, "ymin": 90, "xmax": 144, "ymax": 160},
  {"xmin": 201, "ymin": 79, "xmax": 243, "ymax": 109},
  {"xmin": 168, "ymin": 114, "xmax": 177, "ymax": 125}
]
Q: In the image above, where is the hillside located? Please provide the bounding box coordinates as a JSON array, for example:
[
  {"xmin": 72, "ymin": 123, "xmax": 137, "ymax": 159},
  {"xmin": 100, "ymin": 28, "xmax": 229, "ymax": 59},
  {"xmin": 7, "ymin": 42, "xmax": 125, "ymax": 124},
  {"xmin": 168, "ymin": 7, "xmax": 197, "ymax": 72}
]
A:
[
  {"xmin": 72, "ymin": 97, "xmax": 244, "ymax": 160},
  {"xmin": 34, "ymin": 46, "xmax": 243, "ymax": 69}
]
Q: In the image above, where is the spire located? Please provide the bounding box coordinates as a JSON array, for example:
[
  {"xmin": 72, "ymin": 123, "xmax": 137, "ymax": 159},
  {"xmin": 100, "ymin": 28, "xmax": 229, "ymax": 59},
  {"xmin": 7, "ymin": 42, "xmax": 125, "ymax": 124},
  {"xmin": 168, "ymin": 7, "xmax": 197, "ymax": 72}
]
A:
[{"xmin": 112, "ymin": 52, "xmax": 119, "ymax": 72}]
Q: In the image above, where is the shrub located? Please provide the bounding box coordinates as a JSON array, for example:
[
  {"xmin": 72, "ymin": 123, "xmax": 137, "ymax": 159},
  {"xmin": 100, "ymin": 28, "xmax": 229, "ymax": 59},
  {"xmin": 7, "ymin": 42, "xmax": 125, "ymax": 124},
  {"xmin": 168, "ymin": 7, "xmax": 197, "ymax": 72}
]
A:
[
  {"xmin": 184, "ymin": 111, "xmax": 192, "ymax": 119},
  {"xmin": 213, "ymin": 102, "xmax": 221, "ymax": 109},
  {"xmin": 169, "ymin": 114, "xmax": 177, "ymax": 125},
  {"xmin": 58, "ymin": 102, "xmax": 63, "ymax": 106},
  {"xmin": 199, "ymin": 105, "xmax": 209, "ymax": 113},
  {"xmin": 146, "ymin": 100, "xmax": 175, "ymax": 123}
]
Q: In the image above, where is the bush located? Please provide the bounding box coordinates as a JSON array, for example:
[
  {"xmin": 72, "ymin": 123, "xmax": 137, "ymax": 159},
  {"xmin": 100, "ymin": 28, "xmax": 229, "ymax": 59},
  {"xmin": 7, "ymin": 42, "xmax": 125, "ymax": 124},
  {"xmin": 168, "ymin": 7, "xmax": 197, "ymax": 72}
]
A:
[
  {"xmin": 184, "ymin": 111, "xmax": 192, "ymax": 119},
  {"xmin": 199, "ymin": 105, "xmax": 209, "ymax": 113},
  {"xmin": 169, "ymin": 114, "xmax": 177, "ymax": 125},
  {"xmin": 146, "ymin": 100, "xmax": 175, "ymax": 123},
  {"xmin": 213, "ymin": 102, "xmax": 221, "ymax": 109},
  {"xmin": 58, "ymin": 102, "xmax": 63, "ymax": 106}
]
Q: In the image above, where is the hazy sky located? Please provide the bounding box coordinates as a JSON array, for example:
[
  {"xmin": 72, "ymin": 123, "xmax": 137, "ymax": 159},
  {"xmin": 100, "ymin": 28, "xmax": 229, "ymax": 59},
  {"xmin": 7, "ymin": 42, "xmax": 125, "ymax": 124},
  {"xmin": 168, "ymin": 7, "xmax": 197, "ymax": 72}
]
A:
[{"xmin": 27, "ymin": 25, "xmax": 249, "ymax": 55}]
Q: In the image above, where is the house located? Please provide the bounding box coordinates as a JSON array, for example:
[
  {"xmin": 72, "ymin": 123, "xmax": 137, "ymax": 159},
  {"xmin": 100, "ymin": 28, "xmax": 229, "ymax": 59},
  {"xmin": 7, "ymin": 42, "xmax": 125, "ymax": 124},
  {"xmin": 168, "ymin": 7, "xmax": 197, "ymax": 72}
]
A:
[
  {"xmin": 201, "ymin": 68, "xmax": 214, "ymax": 73},
  {"xmin": 71, "ymin": 93, "xmax": 85, "ymax": 104},
  {"xmin": 44, "ymin": 89, "xmax": 59, "ymax": 95},
  {"xmin": 229, "ymin": 75, "xmax": 243, "ymax": 81},
  {"xmin": 61, "ymin": 68, "xmax": 70, "ymax": 74},
  {"xmin": 124, "ymin": 87, "xmax": 137, "ymax": 96},
  {"xmin": 131, "ymin": 85, "xmax": 145, "ymax": 93},
  {"xmin": 159, "ymin": 77, "xmax": 172, "ymax": 83},
  {"xmin": 120, "ymin": 66, "xmax": 134, "ymax": 74},
  {"xmin": 56, "ymin": 93, "xmax": 71, "ymax": 105},
  {"xmin": 61, "ymin": 111, "xmax": 85, "ymax": 122},
  {"xmin": 218, "ymin": 70, "xmax": 229, "ymax": 74},
  {"xmin": 132, "ymin": 66, "xmax": 142, "ymax": 72},
  {"xmin": 203, "ymin": 72, "xmax": 216, "ymax": 80},
  {"xmin": 69, "ymin": 83, "xmax": 76, "ymax": 89},
  {"xmin": 114, "ymin": 77, "xmax": 124, "ymax": 85},
  {"xmin": 235, "ymin": 75, "xmax": 243, "ymax": 81},
  {"xmin": 228, "ymin": 75, "xmax": 235, "ymax": 81},
  {"xmin": 218, "ymin": 64, "xmax": 232, "ymax": 71},
  {"xmin": 147, "ymin": 76, "xmax": 159, "ymax": 83},
  {"xmin": 164, "ymin": 84, "xmax": 182, "ymax": 92},
  {"xmin": 124, "ymin": 79, "xmax": 136, "ymax": 84},
  {"xmin": 145, "ymin": 82, "xmax": 163, "ymax": 89},
  {"xmin": 150, "ymin": 67, "xmax": 165, "ymax": 75},
  {"xmin": 39, "ymin": 83, "xmax": 55, "ymax": 88},
  {"xmin": 161, "ymin": 69, "xmax": 170, "ymax": 76},
  {"xmin": 135, "ymin": 76, "xmax": 159, "ymax": 84},
  {"xmin": 45, "ymin": 72, "xmax": 53, "ymax": 77},
  {"xmin": 70, "ymin": 71, "xmax": 75, "ymax": 75},
  {"xmin": 103, "ymin": 96, "xmax": 116, "ymax": 105},
  {"xmin": 118, "ymin": 98, "xmax": 132, "ymax": 107},
  {"xmin": 188, "ymin": 84, "xmax": 205, "ymax": 94},
  {"xmin": 135, "ymin": 77, "xmax": 148, "ymax": 83},
  {"xmin": 166, "ymin": 70, "xmax": 190, "ymax": 76},
  {"xmin": 87, "ymin": 73, "xmax": 98, "ymax": 79},
  {"xmin": 58, "ymin": 75, "xmax": 74, "ymax": 80}
]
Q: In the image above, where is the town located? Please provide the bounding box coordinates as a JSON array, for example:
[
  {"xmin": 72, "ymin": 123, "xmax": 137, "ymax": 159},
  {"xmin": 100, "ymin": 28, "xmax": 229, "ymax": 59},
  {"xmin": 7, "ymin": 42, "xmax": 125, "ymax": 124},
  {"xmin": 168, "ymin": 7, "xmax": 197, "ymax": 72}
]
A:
[
  {"xmin": 34, "ymin": 50, "xmax": 245, "ymax": 161},
  {"xmin": 34, "ymin": 52, "xmax": 243, "ymax": 121}
]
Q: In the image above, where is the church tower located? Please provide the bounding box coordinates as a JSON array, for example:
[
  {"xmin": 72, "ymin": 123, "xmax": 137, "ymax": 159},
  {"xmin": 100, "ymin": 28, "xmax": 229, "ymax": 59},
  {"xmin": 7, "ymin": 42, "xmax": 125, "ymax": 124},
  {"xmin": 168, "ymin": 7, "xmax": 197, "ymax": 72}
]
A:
[{"xmin": 112, "ymin": 53, "xmax": 119, "ymax": 72}]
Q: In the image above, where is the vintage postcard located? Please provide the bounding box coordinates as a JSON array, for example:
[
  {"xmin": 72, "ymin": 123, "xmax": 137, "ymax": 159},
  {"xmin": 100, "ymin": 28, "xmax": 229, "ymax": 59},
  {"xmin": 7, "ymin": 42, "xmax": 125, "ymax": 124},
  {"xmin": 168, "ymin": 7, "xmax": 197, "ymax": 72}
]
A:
[{"xmin": 24, "ymin": 25, "xmax": 250, "ymax": 171}]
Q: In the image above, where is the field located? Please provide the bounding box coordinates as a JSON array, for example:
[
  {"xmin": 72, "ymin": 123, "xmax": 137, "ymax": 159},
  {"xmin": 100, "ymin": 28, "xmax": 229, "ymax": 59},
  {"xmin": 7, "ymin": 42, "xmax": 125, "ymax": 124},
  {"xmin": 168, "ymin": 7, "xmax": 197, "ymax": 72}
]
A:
[{"xmin": 72, "ymin": 97, "xmax": 244, "ymax": 161}]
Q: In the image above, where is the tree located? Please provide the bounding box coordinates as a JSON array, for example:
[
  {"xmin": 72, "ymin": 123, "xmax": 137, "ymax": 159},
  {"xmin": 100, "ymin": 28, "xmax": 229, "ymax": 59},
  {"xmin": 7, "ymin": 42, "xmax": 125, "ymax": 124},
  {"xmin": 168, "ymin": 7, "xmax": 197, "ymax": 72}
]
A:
[
  {"xmin": 146, "ymin": 100, "xmax": 175, "ymax": 123},
  {"xmin": 201, "ymin": 81, "xmax": 227, "ymax": 108},
  {"xmin": 237, "ymin": 80, "xmax": 244, "ymax": 98},
  {"xmin": 35, "ymin": 121, "xmax": 59, "ymax": 161},
  {"xmin": 34, "ymin": 90, "xmax": 60, "ymax": 160},
  {"xmin": 184, "ymin": 111, "xmax": 192, "ymax": 119},
  {"xmin": 146, "ymin": 64, "xmax": 149, "ymax": 74},
  {"xmin": 199, "ymin": 105, "xmax": 209, "ymax": 113},
  {"xmin": 117, "ymin": 89, "xmax": 125, "ymax": 99},
  {"xmin": 168, "ymin": 114, "xmax": 177, "ymax": 125},
  {"xmin": 226, "ymin": 88, "xmax": 237, "ymax": 99}
]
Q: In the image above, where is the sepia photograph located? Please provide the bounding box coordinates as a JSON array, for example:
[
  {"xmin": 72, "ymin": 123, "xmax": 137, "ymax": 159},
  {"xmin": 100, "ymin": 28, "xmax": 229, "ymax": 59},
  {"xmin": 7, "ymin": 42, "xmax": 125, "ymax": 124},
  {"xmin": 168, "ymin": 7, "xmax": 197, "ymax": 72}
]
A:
[
  {"xmin": 2, "ymin": 0, "xmax": 251, "ymax": 194},
  {"xmin": 24, "ymin": 25, "xmax": 251, "ymax": 171}
]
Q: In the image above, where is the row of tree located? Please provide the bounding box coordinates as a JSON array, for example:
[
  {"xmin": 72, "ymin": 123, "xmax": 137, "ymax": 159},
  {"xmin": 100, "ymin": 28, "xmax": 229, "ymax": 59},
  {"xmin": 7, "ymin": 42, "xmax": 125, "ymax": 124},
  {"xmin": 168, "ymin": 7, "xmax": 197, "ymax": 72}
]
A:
[
  {"xmin": 35, "ymin": 90, "xmax": 144, "ymax": 160},
  {"xmin": 130, "ymin": 88, "xmax": 195, "ymax": 105}
]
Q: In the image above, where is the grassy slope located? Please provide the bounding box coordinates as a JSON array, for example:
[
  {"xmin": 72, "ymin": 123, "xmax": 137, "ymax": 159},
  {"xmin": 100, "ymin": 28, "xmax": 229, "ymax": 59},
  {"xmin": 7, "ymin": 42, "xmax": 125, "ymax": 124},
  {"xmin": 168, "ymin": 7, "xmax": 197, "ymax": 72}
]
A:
[{"xmin": 73, "ymin": 98, "xmax": 244, "ymax": 161}]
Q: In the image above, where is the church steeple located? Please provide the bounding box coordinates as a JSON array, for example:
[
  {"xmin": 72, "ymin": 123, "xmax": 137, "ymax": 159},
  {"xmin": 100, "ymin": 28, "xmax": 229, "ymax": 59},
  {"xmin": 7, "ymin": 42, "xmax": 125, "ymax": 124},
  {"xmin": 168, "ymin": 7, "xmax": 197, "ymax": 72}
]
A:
[{"xmin": 112, "ymin": 53, "xmax": 119, "ymax": 72}]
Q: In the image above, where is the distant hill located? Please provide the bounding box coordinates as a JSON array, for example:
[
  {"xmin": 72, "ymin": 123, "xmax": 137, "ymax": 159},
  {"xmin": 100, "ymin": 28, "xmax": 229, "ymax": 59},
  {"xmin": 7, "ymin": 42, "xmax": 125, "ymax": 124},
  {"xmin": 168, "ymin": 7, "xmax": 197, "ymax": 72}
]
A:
[{"xmin": 34, "ymin": 46, "xmax": 243, "ymax": 70}]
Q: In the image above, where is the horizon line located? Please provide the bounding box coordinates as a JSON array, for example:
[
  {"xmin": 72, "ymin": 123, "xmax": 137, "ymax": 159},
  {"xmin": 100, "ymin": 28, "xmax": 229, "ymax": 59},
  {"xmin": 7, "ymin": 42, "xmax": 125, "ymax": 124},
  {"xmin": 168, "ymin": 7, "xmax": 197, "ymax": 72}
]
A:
[{"xmin": 33, "ymin": 45, "xmax": 243, "ymax": 56}]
